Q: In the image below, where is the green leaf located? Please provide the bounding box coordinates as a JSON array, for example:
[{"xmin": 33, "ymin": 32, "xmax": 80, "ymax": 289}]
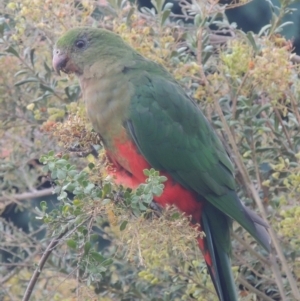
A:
[
  {"xmin": 84, "ymin": 242, "xmax": 92, "ymax": 255},
  {"xmin": 102, "ymin": 258, "xmax": 113, "ymax": 266},
  {"xmin": 40, "ymin": 201, "xmax": 48, "ymax": 212},
  {"xmin": 139, "ymin": 202, "xmax": 148, "ymax": 211},
  {"xmin": 0, "ymin": 22, "xmax": 5, "ymax": 37},
  {"xmin": 102, "ymin": 198, "xmax": 111, "ymax": 205},
  {"xmin": 120, "ymin": 220, "xmax": 128, "ymax": 231},
  {"xmin": 258, "ymin": 24, "xmax": 272, "ymax": 37},
  {"xmin": 202, "ymin": 50, "xmax": 212, "ymax": 65},
  {"xmin": 66, "ymin": 239, "xmax": 77, "ymax": 249},
  {"xmin": 68, "ymin": 170, "xmax": 78, "ymax": 177},
  {"xmin": 90, "ymin": 251, "xmax": 105, "ymax": 263},
  {"xmin": 58, "ymin": 191, "xmax": 67, "ymax": 200},
  {"xmin": 44, "ymin": 61, "xmax": 52, "ymax": 73},
  {"xmin": 30, "ymin": 48, "xmax": 35, "ymax": 67},
  {"xmin": 51, "ymin": 170, "xmax": 57, "ymax": 179},
  {"xmin": 161, "ymin": 9, "xmax": 171, "ymax": 26},
  {"xmin": 90, "ymin": 234, "xmax": 99, "ymax": 242},
  {"xmin": 132, "ymin": 208, "xmax": 141, "ymax": 216},
  {"xmin": 143, "ymin": 169, "xmax": 150, "ymax": 176},
  {"xmin": 194, "ymin": 14, "xmax": 202, "ymax": 27},
  {"xmin": 159, "ymin": 175, "xmax": 168, "ymax": 182},
  {"xmin": 14, "ymin": 77, "xmax": 39, "ymax": 86},
  {"xmin": 88, "ymin": 162, "xmax": 95, "ymax": 170},
  {"xmin": 62, "ymin": 204, "xmax": 70, "ymax": 214},
  {"xmin": 171, "ymin": 212, "xmax": 180, "ymax": 220},
  {"xmin": 246, "ymin": 32, "xmax": 259, "ymax": 53},
  {"xmin": 84, "ymin": 183, "xmax": 95, "ymax": 194},
  {"xmin": 14, "ymin": 70, "xmax": 28, "ymax": 77},
  {"xmin": 56, "ymin": 159, "xmax": 67, "ymax": 166},
  {"xmin": 102, "ymin": 183, "xmax": 111, "ymax": 195},
  {"xmin": 126, "ymin": 7, "xmax": 135, "ymax": 26},
  {"xmin": 5, "ymin": 46, "xmax": 20, "ymax": 57},
  {"xmin": 40, "ymin": 83, "xmax": 54, "ymax": 92},
  {"xmin": 152, "ymin": 185, "xmax": 163, "ymax": 196},
  {"xmin": 57, "ymin": 169, "xmax": 67, "ymax": 180},
  {"xmin": 151, "ymin": 0, "xmax": 163, "ymax": 12}
]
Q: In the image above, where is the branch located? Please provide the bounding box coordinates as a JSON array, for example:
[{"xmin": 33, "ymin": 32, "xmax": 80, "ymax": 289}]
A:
[
  {"xmin": 234, "ymin": 253, "xmax": 273, "ymax": 282},
  {"xmin": 0, "ymin": 249, "xmax": 40, "ymax": 285},
  {"xmin": 232, "ymin": 233, "xmax": 271, "ymax": 266},
  {"xmin": 237, "ymin": 275, "xmax": 276, "ymax": 301},
  {"xmin": 0, "ymin": 188, "xmax": 54, "ymax": 202},
  {"xmin": 22, "ymin": 227, "xmax": 69, "ymax": 301}
]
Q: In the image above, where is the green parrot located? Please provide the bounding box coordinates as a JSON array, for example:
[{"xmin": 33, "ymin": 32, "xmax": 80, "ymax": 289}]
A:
[{"xmin": 53, "ymin": 27, "xmax": 270, "ymax": 301}]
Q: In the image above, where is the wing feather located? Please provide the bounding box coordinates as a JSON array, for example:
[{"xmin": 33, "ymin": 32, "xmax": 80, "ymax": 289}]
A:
[{"xmin": 126, "ymin": 72, "xmax": 270, "ymax": 250}]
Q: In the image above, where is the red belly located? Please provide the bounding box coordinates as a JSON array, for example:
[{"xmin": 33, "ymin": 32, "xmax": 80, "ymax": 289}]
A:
[{"xmin": 106, "ymin": 138, "xmax": 203, "ymax": 222}]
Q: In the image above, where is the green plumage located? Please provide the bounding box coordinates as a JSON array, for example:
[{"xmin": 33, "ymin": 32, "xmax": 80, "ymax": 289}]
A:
[
  {"xmin": 126, "ymin": 72, "xmax": 269, "ymax": 249},
  {"xmin": 53, "ymin": 27, "xmax": 270, "ymax": 301}
]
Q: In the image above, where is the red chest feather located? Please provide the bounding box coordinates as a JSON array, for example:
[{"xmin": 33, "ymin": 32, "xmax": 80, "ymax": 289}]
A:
[{"xmin": 106, "ymin": 138, "xmax": 203, "ymax": 221}]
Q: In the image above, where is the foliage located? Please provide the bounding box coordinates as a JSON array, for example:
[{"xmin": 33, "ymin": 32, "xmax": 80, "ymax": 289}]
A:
[
  {"xmin": 1, "ymin": 0, "xmax": 300, "ymax": 301},
  {"xmin": 38, "ymin": 151, "xmax": 203, "ymax": 301}
]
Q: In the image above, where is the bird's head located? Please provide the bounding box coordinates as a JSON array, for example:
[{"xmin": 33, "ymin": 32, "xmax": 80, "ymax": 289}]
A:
[{"xmin": 53, "ymin": 27, "xmax": 132, "ymax": 76}]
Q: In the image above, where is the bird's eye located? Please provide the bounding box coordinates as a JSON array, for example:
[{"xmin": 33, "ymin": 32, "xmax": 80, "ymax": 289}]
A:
[{"xmin": 75, "ymin": 40, "xmax": 86, "ymax": 49}]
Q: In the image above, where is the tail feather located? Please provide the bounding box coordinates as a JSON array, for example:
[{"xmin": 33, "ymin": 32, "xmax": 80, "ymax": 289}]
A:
[
  {"xmin": 199, "ymin": 197, "xmax": 270, "ymax": 301},
  {"xmin": 207, "ymin": 191, "xmax": 271, "ymax": 252},
  {"xmin": 200, "ymin": 204, "xmax": 238, "ymax": 301},
  {"xmin": 242, "ymin": 204, "xmax": 271, "ymax": 251}
]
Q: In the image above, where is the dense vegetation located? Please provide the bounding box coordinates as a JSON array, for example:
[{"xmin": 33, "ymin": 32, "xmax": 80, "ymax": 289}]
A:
[{"xmin": 1, "ymin": 0, "xmax": 300, "ymax": 300}]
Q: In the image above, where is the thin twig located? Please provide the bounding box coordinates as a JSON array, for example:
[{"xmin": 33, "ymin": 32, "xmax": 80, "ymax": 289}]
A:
[
  {"xmin": 76, "ymin": 260, "xmax": 80, "ymax": 301},
  {"xmin": 46, "ymin": 267, "xmax": 78, "ymax": 301},
  {"xmin": 273, "ymin": 108, "xmax": 294, "ymax": 151},
  {"xmin": 135, "ymin": 229, "xmax": 145, "ymax": 267},
  {"xmin": 232, "ymin": 233, "xmax": 270, "ymax": 266},
  {"xmin": 22, "ymin": 227, "xmax": 69, "ymax": 301},
  {"xmin": 2, "ymin": 288, "xmax": 18, "ymax": 301},
  {"xmin": 270, "ymin": 253, "xmax": 287, "ymax": 301},
  {"xmin": 237, "ymin": 275, "xmax": 276, "ymax": 301},
  {"xmin": 234, "ymin": 253, "xmax": 274, "ymax": 282},
  {"xmin": 231, "ymin": 72, "xmax": 249, "ymax": 120},
  {"xmin": 250, "ymin": 131, "xmax": 262, "ymax": 191},
  {"xmin": 0, "ymin": 249, "xmax": 40, "ymax": 285}
]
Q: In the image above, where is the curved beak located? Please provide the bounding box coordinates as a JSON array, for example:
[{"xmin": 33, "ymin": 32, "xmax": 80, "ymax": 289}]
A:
[{"xmin": 53, "ymin": 48, "xmax": 68, "ymax": 75}]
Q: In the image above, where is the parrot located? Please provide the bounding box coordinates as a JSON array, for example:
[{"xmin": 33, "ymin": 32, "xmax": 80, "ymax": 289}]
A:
[{"xmin": 53, "ymin": 27, "xmax": 270, "ymax": 301}]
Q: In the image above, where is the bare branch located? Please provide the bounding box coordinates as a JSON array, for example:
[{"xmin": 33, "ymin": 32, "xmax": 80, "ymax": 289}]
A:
[
  {"xmin": 237, "ymin": 275, "xmax": 276, "ymax": 301},
  {"xmin": 22, "ymin": 227, "xmax": 69, "ymax": 301},
  {"xmin": 0, "ymin": 188, "xmax": 54, "ymax": 203}
]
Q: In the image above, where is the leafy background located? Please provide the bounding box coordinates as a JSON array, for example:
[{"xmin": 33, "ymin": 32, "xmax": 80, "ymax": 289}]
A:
[{"xmin": 1, "ymin": 0, "xmax": 300, "ymax": 300}]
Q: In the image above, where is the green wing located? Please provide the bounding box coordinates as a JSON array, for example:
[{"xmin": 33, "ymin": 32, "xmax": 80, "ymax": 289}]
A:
[{"xmin": 126, "ymin": 72, "xmax": 270, "ymax": 251}]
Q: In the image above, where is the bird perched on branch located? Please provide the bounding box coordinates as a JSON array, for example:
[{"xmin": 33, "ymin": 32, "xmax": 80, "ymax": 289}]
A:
[{"xmin": 53, "ymin": 27, "xmax": 270, "ymax": 301}]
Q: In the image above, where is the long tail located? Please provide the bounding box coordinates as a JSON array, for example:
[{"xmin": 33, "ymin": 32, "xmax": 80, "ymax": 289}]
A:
[{"xmin": 199, "ymin": 204, "xmax": 238, "ymax": 301}]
